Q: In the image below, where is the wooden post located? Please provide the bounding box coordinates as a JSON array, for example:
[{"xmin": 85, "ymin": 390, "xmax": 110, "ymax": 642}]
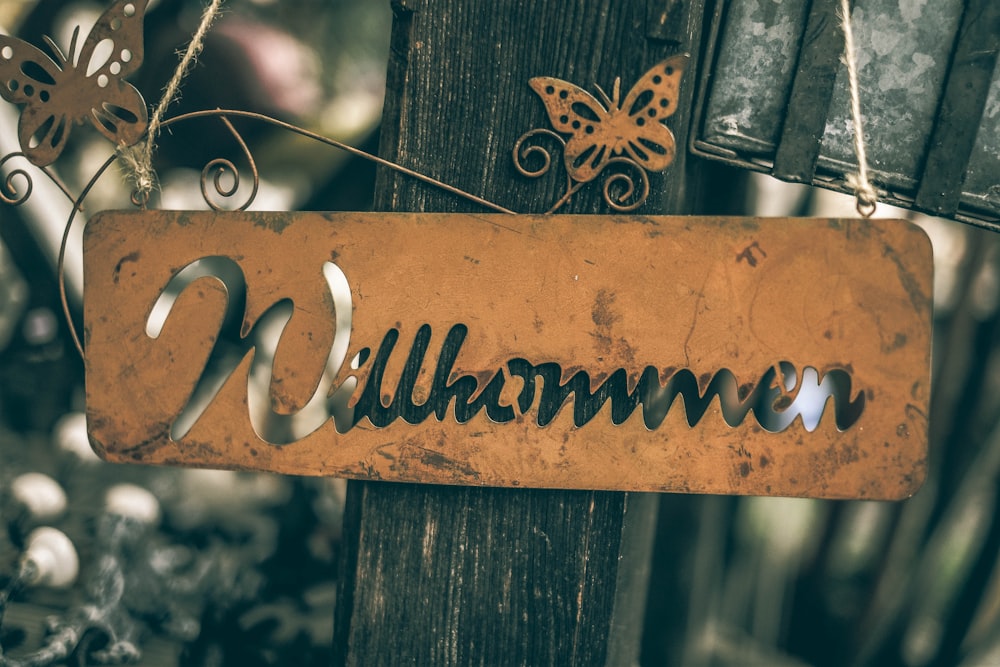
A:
[{"xmin": 333, "ymin": 1, "xmax": 705, "ymax": 664}]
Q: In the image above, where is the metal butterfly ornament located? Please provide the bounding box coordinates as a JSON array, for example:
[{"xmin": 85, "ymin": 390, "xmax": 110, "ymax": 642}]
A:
[
  {"xmin": 528, "ymin": 55, "xmax": 688, "ymax": 183},
  {"xmin": 0, "ymin": 0, "xmax": 149, "ymax": 167}
]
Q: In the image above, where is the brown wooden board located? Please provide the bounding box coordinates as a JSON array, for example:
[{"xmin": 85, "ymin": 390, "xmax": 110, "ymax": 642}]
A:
[{"xmin": 84, "ymin": 211, "xmax": 931, "ymax": 499}]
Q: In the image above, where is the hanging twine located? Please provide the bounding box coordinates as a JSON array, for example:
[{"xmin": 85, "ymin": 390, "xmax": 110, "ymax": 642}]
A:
[
  {"xmin": 121, "ymin": 0, "xmax": 225, "ymax": 206},
  {"xmin": 839, "ymin": 0, "xmax": 878, "ymax": 217}
]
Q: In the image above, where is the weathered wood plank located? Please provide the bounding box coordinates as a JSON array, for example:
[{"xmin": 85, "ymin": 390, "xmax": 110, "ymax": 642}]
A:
[{"xmin": 332, "ymin": 0, "xmax": 703, "ymax": 664}]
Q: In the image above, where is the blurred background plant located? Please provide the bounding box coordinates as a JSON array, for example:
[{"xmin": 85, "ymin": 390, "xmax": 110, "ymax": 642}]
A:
[
  {"xmin": 641, "ymin": 172, "xmax": 1000, "ymax": 667},
  {"xmin": 0, "ymin": 1, "xmax": 389, "ymax": 664},
  {"xmin": 0, "ymin": 1, "xmax": 995, "ymax": 665}
]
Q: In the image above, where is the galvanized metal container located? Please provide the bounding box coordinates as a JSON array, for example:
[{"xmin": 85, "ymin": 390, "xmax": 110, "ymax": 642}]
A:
[{"xmin": 692, "ymin": 0, "xmax": 1000, "ymax": 229}]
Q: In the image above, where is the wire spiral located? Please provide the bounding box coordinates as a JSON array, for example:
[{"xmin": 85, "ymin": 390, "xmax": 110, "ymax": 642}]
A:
[
  {"xmin": 513, "ymin": 128, "xmax": 654, "ymax": 213},
  {"xmin": 601, "ymin": 158, "xmax": 650, "ymax": 212},
  {"xmin": 197, "ymin": 116, "xmax": 259, "ymax": 212},
  {"xmin": 512, "ymin": 128, "xmax": 564, "ymax": 179},
  {"xmin": 0, "ymin": 153, "xmax": 78, "ymax": 208},
  {"xmin": 0, "ymin": 156, "xmax": 32, "ymax": 206}
]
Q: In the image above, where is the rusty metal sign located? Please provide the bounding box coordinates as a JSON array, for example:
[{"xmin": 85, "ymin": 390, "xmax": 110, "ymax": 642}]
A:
[{"xmin": 84, "ymin": 211, "xmax": 931, "ymax": 499}]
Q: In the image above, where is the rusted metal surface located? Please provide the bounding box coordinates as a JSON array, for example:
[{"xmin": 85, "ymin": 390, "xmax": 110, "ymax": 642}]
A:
[
  {"xmin": 84, "ymin": 211, "xmax": 931, "ymax": 499},
  {"xmin": 0, "ymin": 0, "xmax": 149, "ymax": 166},
  {"xmin": 693, "ymin": 0, "xmax": 1000, "ymax": 229}
]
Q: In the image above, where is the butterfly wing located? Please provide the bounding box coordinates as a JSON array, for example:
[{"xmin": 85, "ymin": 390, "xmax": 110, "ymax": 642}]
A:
[
  {"xmin": 77, "ymin": 0, "xmax": 149, "ymax": 79},
  {"xmin": 615, "ymin": 55, "xmax": 688, "ymax": 172},
  {"xmin": 529, "ymin": 76, "xmax": 615, "ymax": 183},
  {"xmin": 30, "ymin": 0, "xmax": 149, "ymax": 155},
  {"xmin": 17, "ymin": 103, "xmax": 72, "ymax": 167},
  {"xmin": 89, "ymin": 79, "xmax": 147, "ymax": 149},
  {"xmin": 74, "ymin": 0, "xmax": 149, "ymax": 149},
  {"xmin": 0, "ymin": 35, "xmax": 73, "ymax": 166},
  {"xmin": 0, "ymin": 35, "xmax": 62, "ymax": 106}
]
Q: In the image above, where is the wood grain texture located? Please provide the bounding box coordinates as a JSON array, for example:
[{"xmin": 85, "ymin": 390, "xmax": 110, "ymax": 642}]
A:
[{"xmin": 333, "ymin": 0, "xmax": 702, "ymax": 664}]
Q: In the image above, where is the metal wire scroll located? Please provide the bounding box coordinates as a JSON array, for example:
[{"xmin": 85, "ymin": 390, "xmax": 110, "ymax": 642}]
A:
[
  {"xmin": 2, "ymin": 89, "xmax": 688, "ymax": 360},
  {"xmin": 0, "ymin": 108, "xmax": 528, "ymax": 361},
  {"xmin": 512, "ymin": 128, "xmax": 652, "ymax": 213}
]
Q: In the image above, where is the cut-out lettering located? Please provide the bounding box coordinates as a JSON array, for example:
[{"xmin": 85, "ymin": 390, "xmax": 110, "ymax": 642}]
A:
[
  {"xmin": 146, "ymin": 257, "xmax": 356, "ymax": 443},
  {"xmin": 149, "ymin": 258, "xmax": 865, "ymax": 445}
]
